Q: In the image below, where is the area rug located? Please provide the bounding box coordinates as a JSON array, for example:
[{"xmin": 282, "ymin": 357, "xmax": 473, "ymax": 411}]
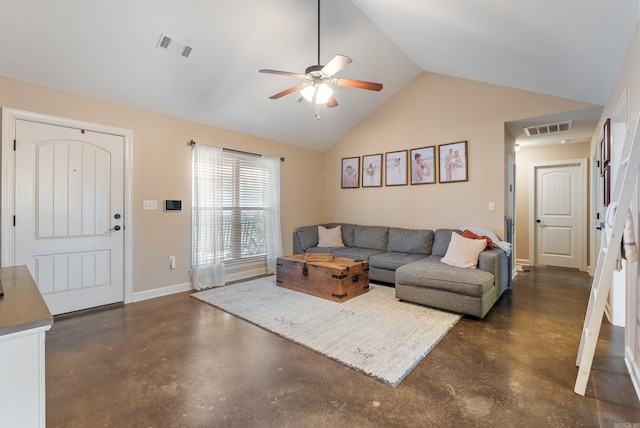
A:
[{"xmin": 192, "ymin": 276, "xmax": 460, "ymax": 387}]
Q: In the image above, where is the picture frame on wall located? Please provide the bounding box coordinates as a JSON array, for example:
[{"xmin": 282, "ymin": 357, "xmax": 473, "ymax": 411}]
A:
[
  {"xmin": 599, "ymin": 138, "xmax": 605, "ymax": 177},
  {"xmin": 603, "ymin": 165, "xmax": 611, "ymax": 206},
  {"xmin": 438, "ymin": 140, "xmax": 468, "ymax": 183},
  {"xmin": 362, "ymin": 153, "xmax": 383, "ymax": 187},
  {"xmin": 341, "ymin": 156, "xmax": 360, "ymax": 189},
  {"xmin": 385, "ymin": 150, "xmax": 408, "ymax": 186},
  {"xmin": 409, "ymin": 146, "xmax": 436, "ymax": 184},
  {"xmin": 603, "ymin": 117, "xmax": 611, "ymax": 169}
]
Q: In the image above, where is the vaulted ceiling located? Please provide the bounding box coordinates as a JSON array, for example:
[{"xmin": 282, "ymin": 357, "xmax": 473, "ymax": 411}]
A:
[{"xmin": 0, "ymin": 0, "xmax": 637, "ymax": 150}]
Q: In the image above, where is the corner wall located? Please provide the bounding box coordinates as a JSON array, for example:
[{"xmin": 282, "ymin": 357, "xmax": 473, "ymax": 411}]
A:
[{"xmin": 595, "ymin": 19, "xmax": 640, "ymax": 399}]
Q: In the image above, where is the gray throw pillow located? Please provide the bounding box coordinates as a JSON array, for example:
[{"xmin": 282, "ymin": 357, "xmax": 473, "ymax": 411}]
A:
[{"xmin": 296, "ymin": 226, "xmax": 320, "ymax": 250}]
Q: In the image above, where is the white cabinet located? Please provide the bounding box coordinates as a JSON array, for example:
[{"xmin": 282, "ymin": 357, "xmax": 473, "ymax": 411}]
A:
[{"xmin": 0, "ymin": 266, "xmax": 53, "ymax": 428}]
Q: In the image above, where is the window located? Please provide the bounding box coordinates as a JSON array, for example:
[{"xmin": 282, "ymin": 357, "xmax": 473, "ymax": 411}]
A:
[
  {"xmin": 220, "ymin": 154, "xmax": 268, "ymax": 263},
  {"xmin": 191, "ymin": 144, "xmax": 282, "ymax": 289}
]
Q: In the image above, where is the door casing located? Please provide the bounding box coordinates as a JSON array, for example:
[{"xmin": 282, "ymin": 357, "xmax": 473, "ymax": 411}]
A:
[
  {"xmin": 1, "ymin": 108, "xmax": 133, "ymax": 305},
  {"xmin": 528, "ymin": 158, "xmax": 588, "ymax": 271}
]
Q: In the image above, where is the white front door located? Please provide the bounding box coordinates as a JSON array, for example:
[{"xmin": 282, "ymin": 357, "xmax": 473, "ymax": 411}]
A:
[
  {"xmin": 533, "ymin": 161, "xmax": 585, "ymax": 269},
  {"xmin": 13, "ymin": 119, "xmax": 125, "ymax": 315}
]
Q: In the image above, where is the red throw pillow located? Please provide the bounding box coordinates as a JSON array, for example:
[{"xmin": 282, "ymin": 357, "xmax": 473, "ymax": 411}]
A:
[{"xmin": 462, "ymin": 229, "xmax": 493, "ymax": 250}]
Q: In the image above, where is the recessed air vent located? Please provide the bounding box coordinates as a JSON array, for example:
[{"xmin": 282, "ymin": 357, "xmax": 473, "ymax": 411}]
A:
[
  {"xmin": 524, "ymin": 120, "xmax": 572, "ymax": 136},
  {"xmin": 157, "ymin": 33, "xmax": 192, "ymax": 58}
]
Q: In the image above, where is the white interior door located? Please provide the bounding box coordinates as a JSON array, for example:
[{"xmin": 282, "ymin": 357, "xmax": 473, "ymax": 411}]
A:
[
  {"xmin": 13, "ymin": 119, "xmax": 124, "ymax": 315},
  {"xmin": 534, "ymin": 161, "xmax": 584, "ymax": 269}
]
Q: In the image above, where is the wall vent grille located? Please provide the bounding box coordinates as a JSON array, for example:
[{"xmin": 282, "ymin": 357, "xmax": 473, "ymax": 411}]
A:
[
  {"xmin": 157, "ymin": 33, "xmax": 192, "ymax": 58},
  {"xmin": 524, "ymin": 120, "xmax": 572, "ymax": 136}
]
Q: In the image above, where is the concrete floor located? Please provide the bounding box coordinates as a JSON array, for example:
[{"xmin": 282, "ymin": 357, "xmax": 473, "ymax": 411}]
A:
[{"xmin": 46, "ymin": 267, "xmax": 640, "ymax": 427}]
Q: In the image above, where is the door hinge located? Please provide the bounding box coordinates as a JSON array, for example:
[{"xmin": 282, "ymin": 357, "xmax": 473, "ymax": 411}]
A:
[
  {"xmin": 13, "ymin": 215, "xmax": 15, "ymax": 226},
  {"xmin": 13, "ymin": 139, "xmax": 16, "ymax": 151}
]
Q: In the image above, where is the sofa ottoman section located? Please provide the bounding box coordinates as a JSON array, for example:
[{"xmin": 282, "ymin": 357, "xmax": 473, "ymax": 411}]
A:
[{"xmin": 396, "ymin": 256, "xmax": 499, "ymax": 319}]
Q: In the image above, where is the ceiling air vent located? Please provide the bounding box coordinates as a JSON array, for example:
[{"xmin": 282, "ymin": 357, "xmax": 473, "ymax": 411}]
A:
[
  {"xmin": 524, "ymin": 120, "xmax": 572, "ymax": 136},
  {"xmin": 157, "ymin": 33, "xmax": 192, "ymax": 58}
]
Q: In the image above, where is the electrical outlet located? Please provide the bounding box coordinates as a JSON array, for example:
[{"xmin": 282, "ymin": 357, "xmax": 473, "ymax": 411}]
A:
[
  {"xmin": 488, "ymin": 202, "xmax": 495, "ymax": 211},
  {"xmin": 169, "ymin": 256, "xmax": 176, "ymax": 270}
]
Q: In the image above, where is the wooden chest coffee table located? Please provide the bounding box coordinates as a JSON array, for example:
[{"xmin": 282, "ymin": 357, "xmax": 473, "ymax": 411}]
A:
[{"xmin": 276, "ymin": 255, "xmax": 370, "ymax": 302}]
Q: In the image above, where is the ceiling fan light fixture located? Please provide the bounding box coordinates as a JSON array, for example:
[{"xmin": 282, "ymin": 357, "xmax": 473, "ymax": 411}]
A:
[
  {"xmin": 301, "ymin": 83, "xmax": 333, "ymax": 104},
  {"xmin": 315, "ymin": 83, "xmax": 333, "ymax": 104},
  {"xmin": 300, "ymin": 85, "xmax": 315, "ymax": 102}
]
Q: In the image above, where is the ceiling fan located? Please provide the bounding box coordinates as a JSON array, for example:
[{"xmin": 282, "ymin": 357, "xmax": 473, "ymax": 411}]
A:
[{"xmin": 259, "ymin": 0, "xmax": 383, "ymax": 118}]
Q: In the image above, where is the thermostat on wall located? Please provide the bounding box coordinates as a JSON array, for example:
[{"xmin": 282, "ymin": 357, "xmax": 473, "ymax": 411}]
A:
[{"xmin": 164, "ymin": 200, "xmax": 182, "ymax": 212}]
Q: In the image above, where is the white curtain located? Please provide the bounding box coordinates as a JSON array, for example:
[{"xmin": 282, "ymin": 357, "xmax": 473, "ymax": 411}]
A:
[
  {"xmin": 191, "ymin": 144, "xmax": 226, "ymax": 289},
  {"xmin": 262, "ymin": 156, "xmax": 283, "ymax": 274}
]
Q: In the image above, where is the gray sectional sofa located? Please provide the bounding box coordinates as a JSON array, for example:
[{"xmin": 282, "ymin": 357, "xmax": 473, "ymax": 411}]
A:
[{"xmin": 293, "ymin": 223, "xmax": 509, "ymax": 318}]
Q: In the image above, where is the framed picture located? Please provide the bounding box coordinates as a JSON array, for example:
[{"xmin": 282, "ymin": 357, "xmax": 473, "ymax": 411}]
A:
[
  {"xmin": 341, "ymin": 157, "xmax": 360, "ymax": 189},
  {"xmin": 603, "ymin": 117, "xmax": 611, "ymax": 169},
  {"xmin": 603, "ymin": 165, "xmax": 611, "ymax": 206},
  {"xmin": 438, "ymin": 140, "xmax": 468, "ymax": 183},
  {"xmin": 362, "ymin": 154, "xmax": 383, "ymax": 187},
  {"xmin": 599, "ymin": 138, "xmax": 605, "ymax": 177},
  {"xmin": 410, "ymin": 146, "xmax": 436, "ymax": 184},
  {"xmin": 385, "ymin": 150, "xmax": 408, "ymax": 186}
]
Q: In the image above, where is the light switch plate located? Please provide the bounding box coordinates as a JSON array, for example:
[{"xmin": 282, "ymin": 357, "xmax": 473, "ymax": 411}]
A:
[{"xmin": 143, "ymin": 200, "xmax": 158, "ymax": 210}]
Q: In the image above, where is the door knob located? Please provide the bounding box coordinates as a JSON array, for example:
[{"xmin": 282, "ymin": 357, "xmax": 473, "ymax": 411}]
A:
[
  {"xmin": 536, "ymin": 219, "xmax": 541, "ymax": 223},
  {"xmin": 108, "ymin": 225, "xmax": 121, "ymax": 231}
]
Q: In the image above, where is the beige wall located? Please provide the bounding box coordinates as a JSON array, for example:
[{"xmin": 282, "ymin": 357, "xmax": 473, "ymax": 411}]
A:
[
  {"xmin": 324, "ymin": 72, "xmax": 595, "ymax": 236},
  {"xmin": 0, "ymin": 70, "xmax": 601, "ymax": 296},
  {"xmin": 592, "ymin": 21, "xmax": 640, "ymax": 380},
  {"xmin": 514, "ymin": 142, "xmax": 591, "ymax": 263},
  {"xmin": 0, "ymin": 77, "xmax": 325, "ymax": 293}
]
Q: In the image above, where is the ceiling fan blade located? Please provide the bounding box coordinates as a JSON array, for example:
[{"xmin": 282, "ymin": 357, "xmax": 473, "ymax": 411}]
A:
[
  {"xmin": 321, "ymin": 54, "xmax": 352, "ymax": 76},
  {"xmin": 334, "ymin": 78, "xmax": 383, "ymax": 92},
  {"xmin": 326, "ymin": 96, "xmax": 339, "ymax": 108},
  {"xmin": 269, "ymin": 83, "xmax": 308, "ymax": 100},
  {"xmin": 259, "ymin": 69, "xmax": 307, "ymax": 79}
]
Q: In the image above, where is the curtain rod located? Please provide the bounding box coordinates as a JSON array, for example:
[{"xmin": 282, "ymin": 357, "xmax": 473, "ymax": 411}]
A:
[{"xmin": 189, "ymin": 140, "xmax": 284, "ymax": 162}]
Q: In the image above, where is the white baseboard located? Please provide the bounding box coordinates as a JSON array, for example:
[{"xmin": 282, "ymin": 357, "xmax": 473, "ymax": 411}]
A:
[
  {"xmin": 516, "ymin": 258, "xmax": 530, "ymax": 266},
  {"xmin": 225, "ymin": 267, "xmax": 267, "ymax": 283},
  {"xmin": 131, "ymin": 268, "xmax": 267, "ymax": 303},
  {"xmin": 625, "ymin": 346, "xmax": 640, "ymax": 402},
  {"xmin": 604, "ymin": 301, "xmax": 613, "ymax": 325},
  {"xmin": 132, "ymin": 282, "xmax": 192, "ymax": 303}
]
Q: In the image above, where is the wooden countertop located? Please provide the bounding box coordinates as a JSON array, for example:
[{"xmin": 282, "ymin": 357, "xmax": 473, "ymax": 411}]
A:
[{"xmin": 0, "ymin": 266, "xmax": 53, "ymax": 336}]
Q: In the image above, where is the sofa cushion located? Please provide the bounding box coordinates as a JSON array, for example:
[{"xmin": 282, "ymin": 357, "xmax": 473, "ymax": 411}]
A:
[
  {"xmin": 353, "ymin": 225, "xmax": 389, "ymax": 250},
  {"xmin": 327, "ymin": 223, "xmax": 357, "ymax": 247},
  {"xmin": 333, "ymin": 247, "xmax": 385, "ymax": 261},
  {"xmin": 296, "ymin": 225, "xmax": 321, "ymax": 251},
  {"xmin": 396, "ymin": 257, "xmax": 494, "ymax": 298},
  {"xmin": 369, "ymin": 252, "xmax": 428, "ymax": 271},
  {"xmin": 387, "ymin": 228, "xmax": 434, "ymax": 254},
  {"xmin": 432, "ymin": 229, "xmax": 461, "ymax": 257},
  {"xmin": 441, "ymin": 232, "xmax": 486, "ymax": 269},
  {"xmin": 317, "ymin": 225, "xmax": 345, "ymax": 247}
]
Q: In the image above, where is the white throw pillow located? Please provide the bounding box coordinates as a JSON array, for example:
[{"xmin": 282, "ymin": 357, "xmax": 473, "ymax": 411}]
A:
[
  {"xmin": 317, "ymin": 225, "xmax": 345, "ymax": 247},
  {"xmin": 441, "ymin": 232, "xmax": 486, "ymax": 269}
]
